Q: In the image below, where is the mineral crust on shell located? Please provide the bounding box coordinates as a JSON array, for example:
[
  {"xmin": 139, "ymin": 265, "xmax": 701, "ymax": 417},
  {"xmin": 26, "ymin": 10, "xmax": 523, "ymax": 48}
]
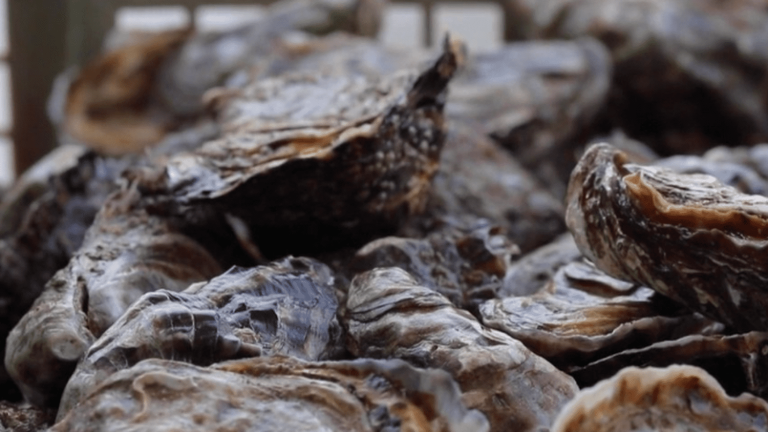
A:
[
  {"xmin": 58, "ymin": 257, "xmax": 340, "ymax": 418},
  {"xmin": 481, "ymin": 260, "xmax": 718, "ymax": 369},
  {"xmin": 5, "ymin": 189, "xmax": 222, "ymax": 407},
  {"xmin": 164, "ymin": 37, "xmax": 463, "ymax": 255},
  {"xmin": 566, "ymin": 142, "xmax": 768, "ymax": 332},
  {"xmin": 346, "ymin": 267, "xmax": 578, "ymax": 432},
  {"xmin": 52, "ymin": 357, "xmax": 489, "ymax": 432},
  {"xmin": 551, "ymin": 365, "xmax": 768, "ymax": 432}
]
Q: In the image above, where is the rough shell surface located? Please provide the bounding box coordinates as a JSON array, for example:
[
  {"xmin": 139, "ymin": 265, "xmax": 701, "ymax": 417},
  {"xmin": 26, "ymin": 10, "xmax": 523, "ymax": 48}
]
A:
[
  {"xmin": 0, "ymin": 150, "xmax": 131, "ymax": 400},
  {"xmin": 566, "ymin": 143, "xmax": 768, "ymax": 332},
  {"xmin": 0, "ymin": 401, "xmax": 55, "ymax": 432},
  {"xmin": 164, "ymin": 38, "xmax": 462, "ymax": 255},
  {"xmin": 551, "ymin": 365, "xmax": 768, "ymax": 432},
  {"xmin": 570, "ymin": 331, "xmax": 768, "ymax": 399},
  {"xmin": 346, "ymin": 267, "xmax": 578, "ymax": 432},
  {"xmin": 505, "ymin": 0, "xmax": 768, "ymax": 154},
  {"xmin": 58, "ymin": 256, "xmax": 340, "ymax": 418},
  {"xmin": 52, "ymin": 356, "xmax": 489, "ymax": 432},
  {"xmin": 481, "ymin": 260, "xmax": 718, "ymax": 369},
  {"xmin": 350, "ymin": 224, "xmax": 519, "ymax": 310},
  {"xmin": 5, "ymin": 189, "xmax": 222, "ymax": 407}
]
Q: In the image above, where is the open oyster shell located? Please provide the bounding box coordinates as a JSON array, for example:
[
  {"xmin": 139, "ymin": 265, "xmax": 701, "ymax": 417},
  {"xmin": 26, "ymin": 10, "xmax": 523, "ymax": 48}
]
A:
[
  {"xmin": 346, "ymin": 267, "xmax": 577, "ymax": 432},
  {"xmin": 551, "ymin": 365, "xmax": 768, "ymax": 432},
  {"xmin": 5, "ymin": 189, "xmax": 222, "ymax": 407},
  {"xmin": 58, "ymin": 256, "xmax": 339, "ymax": 419},
  {"xmin": 52, "ymin": 357, "xmax": 489, "ymax": 432},
  {"xmin": 566, "ymin": 142, "xmax": 768, "ymax": 332},
  {"xmin": 164, "ymin": 37, "xmax": 463, "ymax": 255}
]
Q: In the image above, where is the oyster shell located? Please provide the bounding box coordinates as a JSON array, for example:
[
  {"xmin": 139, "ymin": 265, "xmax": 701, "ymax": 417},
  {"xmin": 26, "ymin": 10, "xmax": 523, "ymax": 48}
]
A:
[
  {"xmin": 0, "ymin": 150, "xmax": 131, "ymax": 400},
  {"xmin": 570, "ymin": 331, "xmax": 768, "ymax": 399},
  {"xmin": 52, "ymin": 357, "xmax": 489, "ymax": 432},
  {"xmin": 566, "ymin": 142, "xmax": 768, "ymax": 332},
  {"xmin": 346, "ymin": 267, "xmax": 578, "ymax": 432},
  {"xmin": 505, "ymin": 0, "xmax": 768, "ymax": 154},
  {"xmin": 350, "ymin": 224, "xmax": 518, "ymax": 310},
  {"xmin": 5, "ymin": 189, "xmax": 222, "ymax": 407},
  {"xmin": 481, "ymin": 260, "xmax": 718, "ymax": 369},
  {"xmin": 551, "ymin": 365, "xmax": 768, "ymax": 432},
  {"xmin": 58, "ymin": 257, "xmax": 340, "ymax": 418},
  {"xmin": 164, "ymin": 37, "xmax": 463, "ymax": 256}
]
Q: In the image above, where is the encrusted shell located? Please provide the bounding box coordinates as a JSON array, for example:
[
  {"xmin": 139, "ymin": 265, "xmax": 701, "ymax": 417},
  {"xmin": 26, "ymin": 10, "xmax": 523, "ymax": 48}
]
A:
[{"xmin": 566, "ymin": 142, "xmax": 768, "ymax": 332}]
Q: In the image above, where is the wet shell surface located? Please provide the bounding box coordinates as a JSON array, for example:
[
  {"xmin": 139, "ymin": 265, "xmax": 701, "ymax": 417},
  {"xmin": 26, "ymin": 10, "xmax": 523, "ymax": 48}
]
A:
[
  {"xmin": 164, "ymin": 37, "xmax": 463, "ymax": 255},
  {"xmin": 566, "ymin": 142, "xmax": 768, "ymax": 332},
  {"xmin": 4, "ymin": 189, "xmax": 222, "ymax": 407},
  {"xmin": 57, "ymin": 257, "xmax": 340, "ymax": 419},
  {"xmin": 551, "ymin": 365, "xmax": 768, "ymax": 432},
  {"xmin": 481, "ymin": 260, "xmax": 717, "ymax": 369},
  {"xmin": 346, "ymin": 267, "xmax": 578, "ymax": 432},
  {"xmin": 52, "ymin": 356, "xmax": 489, "ymax": 432}
]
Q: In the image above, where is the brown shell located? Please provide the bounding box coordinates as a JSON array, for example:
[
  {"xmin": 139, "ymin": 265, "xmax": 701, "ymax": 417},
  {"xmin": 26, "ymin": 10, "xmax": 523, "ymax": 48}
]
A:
[
  {"xmin": 566, "ymin": 142, "xmax": 768, "ymax": 332},
  {"xmin": 5, "ymin": 189, "xmax": 221, "ymax": 407},
  {"xmin": 165, "ymin": 38, "xmax": 463, "ymax": 255},
  {"xmin": 58, "ymin": 257, "xmax": 340, "ymax": 419},
  {"xmin": 481, "ymin": 260, "xmax": 718, "ymax": 369},
  {"xmin": 52, "ymin": 357, "xmax": 489, "ymax": 432},
  {"xmin": 551, "ymin": 365, "xmax": 768, "ymax": 432},
  {"xmin": 346, "ymin": 267, "xmax": 577, "ymax": 432}
]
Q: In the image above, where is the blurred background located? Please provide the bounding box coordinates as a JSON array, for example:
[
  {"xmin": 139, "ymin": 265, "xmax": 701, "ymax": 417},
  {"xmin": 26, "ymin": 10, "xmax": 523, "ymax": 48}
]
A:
[{"xmin": 0, "ymin": 1, "xmax": 506, "ymax": 187}]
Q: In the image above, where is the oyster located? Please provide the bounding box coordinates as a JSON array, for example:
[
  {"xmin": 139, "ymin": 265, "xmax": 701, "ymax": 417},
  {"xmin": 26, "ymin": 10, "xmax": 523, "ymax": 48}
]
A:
[
  {"xmin": 481, "ymin": 260, "xmax": 718, "ymax": 369},
  {"xmin": 504, "ymin": 0, "xmax": 768, "ymax": 154},
  {"xmin": 350, "ymin": 224, "xmax": 518, "ymax": 310},
  {"xmin": 551, "ymin": 365, "xmax": 768, "ymax": 432},
  {"xmin": 164, "ymin": 37, "xmax": 463, "ymax": 256},
  {"xmin": 566, "ymin": 143, "xmax": 768, "ymax": 332},
  {"xmin": 346, "ymin": 267, "xmax": 578, "ymax": 432},
  {"xmin": 52, "ymin": 357, "xmax": 489, "ymax": 432},
  {"xmin": 5, "ymin": 189, "xmax": 222, "ymax": 407},
  {"xmin": 570, "ymin": 331, "xmax": 768, "ymax": 399},
  {"xmin": 58, "ymin": 257, "xmax": 340, "ymax": 418}
]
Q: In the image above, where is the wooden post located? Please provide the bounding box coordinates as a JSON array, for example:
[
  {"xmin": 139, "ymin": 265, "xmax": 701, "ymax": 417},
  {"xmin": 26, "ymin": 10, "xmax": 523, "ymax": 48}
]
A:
[{"xmin": 8, "ymin": 0, "xmax": 68, "ymax": 175}]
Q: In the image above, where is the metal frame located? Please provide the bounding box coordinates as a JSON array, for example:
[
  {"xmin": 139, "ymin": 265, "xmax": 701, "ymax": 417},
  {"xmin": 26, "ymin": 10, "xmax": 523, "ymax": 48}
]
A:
[{"xmin": 8, "ymin": 0, "xmax": 512, "ymax": 175}]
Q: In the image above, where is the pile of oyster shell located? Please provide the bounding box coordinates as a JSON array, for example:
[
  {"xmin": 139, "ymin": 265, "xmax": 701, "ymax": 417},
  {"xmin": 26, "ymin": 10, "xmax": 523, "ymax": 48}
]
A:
[{"xmin": 3, "ymin": 0, "xmax": 768, "ymax": 430}]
